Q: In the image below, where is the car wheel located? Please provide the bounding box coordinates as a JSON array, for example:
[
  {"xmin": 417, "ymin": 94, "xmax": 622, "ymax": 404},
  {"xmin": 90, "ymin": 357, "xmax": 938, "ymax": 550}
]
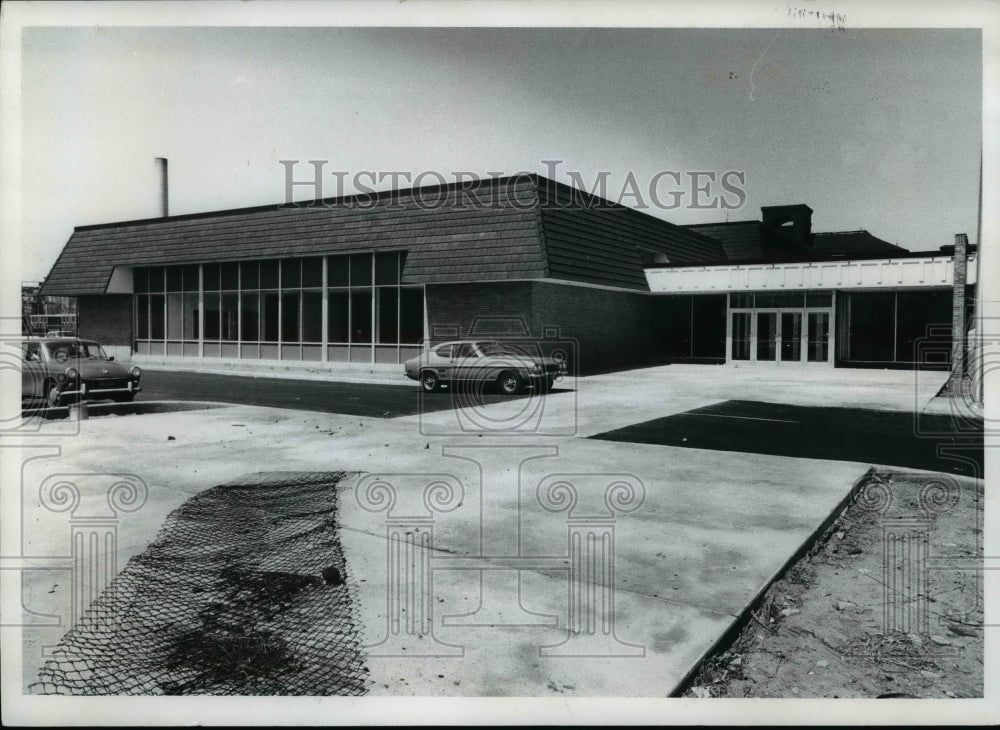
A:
[
  {"xmin": 46, "ymin": 383, "xmax": 62, "ymax": 408},
  {"xmin": 498, "ymin": 370, "xmax": 524, "ymax": 395},
  {"xmin": 544, "ymin": 375, "xmax": 556, "ymax": 392},
  {"xmin": 420, "ymin": 370, "xmax": 441, "ymax": 393}
]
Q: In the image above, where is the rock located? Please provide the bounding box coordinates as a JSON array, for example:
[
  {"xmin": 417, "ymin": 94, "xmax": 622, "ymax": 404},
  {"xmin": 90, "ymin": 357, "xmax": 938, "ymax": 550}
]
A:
[
  {"xmin": 835, "ymin": 600, "xmax": 855, "ymax": 611},
  {"xmin": 321, "ymin": 566, "xmax": 344, "ymax": 586},
  {"xmin": 920, "ymin": 670, "xmax": 943, "ymax": 680},
  {"xmin": 836, "ymin": 531, "xmax": 845, "ymax": 540},
  {"xmin": 944, "ymin": 690, "xmax": 956, "ymax": 698},
  {"xmin": 907, "ymin": 633, "xmax": 924, "ymax": 647},
  {"xmin": 690, "ymin": 686, "xmax": 711, "ymax": 698},
  {"xmin": 929, "ymin": 635, "xmax": 952, "ymax": 646},
  {"xmin": 780, "ymin": 607, "xmax": 801, "ymax": 617},
  {"xmin": 816, "ymin": 659, "xmax": 829, "ymax": 668},
  {"xmin": 167, "ymin": 435, "xmax": 176, "ymax": 441}
]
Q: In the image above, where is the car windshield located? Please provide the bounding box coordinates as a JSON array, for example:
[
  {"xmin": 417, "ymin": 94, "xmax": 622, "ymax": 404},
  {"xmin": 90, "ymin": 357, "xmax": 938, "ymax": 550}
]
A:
[
  {"xmin": 45, "ymin": 342, "xmax": 109, "ymax": 362},
  {"xmin": 477, "ymin": 342, "xmax": 521, "ymax": 356}
]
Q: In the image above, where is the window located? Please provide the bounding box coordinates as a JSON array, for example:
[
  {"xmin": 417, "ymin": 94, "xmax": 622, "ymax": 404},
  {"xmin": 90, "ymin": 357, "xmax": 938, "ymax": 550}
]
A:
[
  {"xmin": 328, "ymin": 290, "xmax": 349, "ymax": 342},
  {"xmin": 134, "ymin": 253, "xmax": 423, "ymax": 361},
  {"xmin": 435, "ymin": 344, "xmax": 453, "ymax": 359},
  {"xmin": 351, "ymin": 290, "xmax": 372, "ymax": 343},
  {"xmin": 455, "ymin": 342, "xmax": 478, "ymax": 359},
  {"xmin": 23, "ymin": 343, "xmax": 41, "ymax": 362}
]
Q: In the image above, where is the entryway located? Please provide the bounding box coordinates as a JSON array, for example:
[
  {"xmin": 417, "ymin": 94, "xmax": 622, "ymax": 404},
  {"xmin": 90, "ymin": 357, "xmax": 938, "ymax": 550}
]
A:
[{"xmin": 730, "ymin": 308, "xmax": 832, "ymax": 364}]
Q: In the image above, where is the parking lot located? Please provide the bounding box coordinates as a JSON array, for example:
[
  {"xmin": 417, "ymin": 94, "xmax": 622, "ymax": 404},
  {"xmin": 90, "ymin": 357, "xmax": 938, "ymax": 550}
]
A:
[{"xmin": 17, "ymin": 361, "xmax": 983, "ymax": 697}]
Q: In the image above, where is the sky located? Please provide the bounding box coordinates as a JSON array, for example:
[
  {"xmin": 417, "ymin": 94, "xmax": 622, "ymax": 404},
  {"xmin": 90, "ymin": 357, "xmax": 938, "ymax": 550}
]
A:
[{"xmin": 19, "ymin": 25, "xmax": 982, "ymax": 281}]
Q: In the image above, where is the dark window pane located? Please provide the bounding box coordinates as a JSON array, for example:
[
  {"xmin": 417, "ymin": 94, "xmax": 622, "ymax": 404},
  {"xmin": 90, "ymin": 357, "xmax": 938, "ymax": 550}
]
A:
[
  {"xmin": 350, "ymin": 253, "xmax": 372, "ymax": 286},
  {"xmin": 167, "ymin": 293, "xmax": 183, "ymax": 339},
  {"xmin": 281, "ymin": 259, "xmax": 301, "ymax": 289},
  {"xmin": 241, "ymin": 292, "xmax": 260, "ymax": 341},
  {"xmin": 730, "ymin": 293, "xmax": 753, "ymax": 308},
  {"xmin": 895, "ymin": 290, "xmax": 951, "ymax": 363},
  {"xmin": 302, "ymin": 257, "xmax": 323, "ymax": 287},
  {"xmin": 148, "ymin": 267, "xmax": 165, "ymax": 292},
  {"xmin": 375, "ymin": 252, "xmax": 399, "ymax": 285},
  {"xmin": 134, "ymin": 268, "xmax": 149, "ymax": 294},
  {"xmin": 691, "ymin": 295, "xmax": 726, "ymax": 359},
  {"xmin": 756, "ymin": 292, "xmax": 804, "ymax": 308},
  {"xmin": 651, "ymin": 295, "xmax": 692, "ymax": 358},
  {"xmin": 847, "ymin": 292, "xmax": 895, "ymax": 361},
  {"xmin": 302, "ymin": 291, "xmax": 323, "ymax": 342},
  {"xmin": 150, "ymin": 294, "xmax": 165, "ymax": 339},
  {"xmin": 805, "ymin": 291, "xmax": 832, "ymax": 308},
  {"xmin": 203, "ymin": 292, "xmax": 220, "ymax": 339},
  {"xmin": 328, "ymin": 256, "xmax": 349, "ymax": 287},
  {"xmin": 221, "ymin": 262, "xmax": 239, "ymax": 291},
  {"xmin": 260, "ymin": 259, "xmax": 279, "ymax": 289},
  {"xmin": 262, "ymin": 292, "xmax": 279, "ymax": 341},
  {"xmin": 167, "ymin": 266, "xmax": 183, "ymax": 292},
  {"xmin": 183, "ymin": 293, "xmax": 199, "ymax": 340},
  {"xmin": 135, "ymin": 295, "xmax": 149, "ymax": 338},
  {"xmin": 183, "ymin": 264, "xmax": 199, "ymax": 292},
  {"xmin": 377, "ymin": 287, "xmax": 399, "ymax": 343},
  {"xmin": 221, "ymin": 293, "xmax": 239, "ymax": 341},
  {"xmin": 756, "ymin": 312, "xmax": 777, "ymax": 361},
  {"xmin": 351, "ymin": 290, "xmax": 372, "ymax": 343},
  {"xmin": 241, "ymin": 260, "xmax": 260, "ymax": 290},
  {"xmin": 281, "ymin": 291, "xmax": 300, "ymax": 342},
  {"xmin": 328, "ymin": 290, "xmax": 349, "ymax": 342},
  {"xmin": 203, "ymin": 263, "xmax": 221, "ymax": 291},
  {"xmin": 399, "ymin": 288, "xmax": 424, "ymax": 344}
]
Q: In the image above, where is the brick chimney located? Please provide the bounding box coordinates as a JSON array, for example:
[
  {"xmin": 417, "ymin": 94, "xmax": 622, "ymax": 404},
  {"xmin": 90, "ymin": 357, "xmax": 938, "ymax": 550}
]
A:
[
  {"xmin": 761, "ymin": 204, "xmax": 813, "ymax": 248},
  {"xmin": 949, "ymin": 233, "xmax": 968, "ymax": 380}
]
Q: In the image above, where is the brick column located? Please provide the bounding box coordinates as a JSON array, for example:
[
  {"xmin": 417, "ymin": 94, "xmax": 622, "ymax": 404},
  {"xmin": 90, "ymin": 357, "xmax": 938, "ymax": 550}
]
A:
[{"xmin": 950, "ymin": 233, "xmax": 968, "ymax": 381}]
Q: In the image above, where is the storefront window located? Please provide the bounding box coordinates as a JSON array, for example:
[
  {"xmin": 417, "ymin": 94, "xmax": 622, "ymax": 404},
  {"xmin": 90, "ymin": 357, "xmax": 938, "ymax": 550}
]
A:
[{"xmin": 133, "ymin": 253, "xmax": 423, "ymax": 361}]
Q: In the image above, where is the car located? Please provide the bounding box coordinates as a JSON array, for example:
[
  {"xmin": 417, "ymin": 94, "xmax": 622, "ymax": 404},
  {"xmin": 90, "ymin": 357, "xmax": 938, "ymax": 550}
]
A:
[
  {"xmin": 21, "ymin": 337, "xmax": 142, "ymax": 407},
  {"xmin": 403, "ymin": 340, "xmax": 567, "ymax": 394}
]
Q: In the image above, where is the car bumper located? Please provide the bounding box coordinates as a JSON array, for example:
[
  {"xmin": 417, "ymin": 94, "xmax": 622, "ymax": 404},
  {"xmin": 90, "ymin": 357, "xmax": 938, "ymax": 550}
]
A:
[{"xmin": 58, "ymin": 381, "xmax": 142, "ymax": 399}]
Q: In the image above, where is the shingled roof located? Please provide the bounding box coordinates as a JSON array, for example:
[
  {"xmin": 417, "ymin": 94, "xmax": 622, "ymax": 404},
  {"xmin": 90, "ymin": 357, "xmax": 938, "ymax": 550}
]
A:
[{"xmin": 40, "ymin": 174, "xmax": 724, "ymax": 296}]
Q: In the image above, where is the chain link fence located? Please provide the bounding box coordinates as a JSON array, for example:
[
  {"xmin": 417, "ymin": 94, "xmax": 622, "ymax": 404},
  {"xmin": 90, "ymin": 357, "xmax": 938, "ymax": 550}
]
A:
[{"xmin": 30, "ymin": 471, "xmax": 369, "ymax": 695}]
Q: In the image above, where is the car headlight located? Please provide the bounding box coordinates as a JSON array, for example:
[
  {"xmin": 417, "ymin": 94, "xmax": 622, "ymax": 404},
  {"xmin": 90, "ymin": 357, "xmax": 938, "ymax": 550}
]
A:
[
  {"xmin": 66, "ymin": 368, "xmax": 79, "ymax": 380},
  {"xmin": 130, "ymin": 366, "xmax": 142, "ymax": 379},
  {"xmin": 56, "ymin": 373, "xmax": 66, "ymax": 384}
]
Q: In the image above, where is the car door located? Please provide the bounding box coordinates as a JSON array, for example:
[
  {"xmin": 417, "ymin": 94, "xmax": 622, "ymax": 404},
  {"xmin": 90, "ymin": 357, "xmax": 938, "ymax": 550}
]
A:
[
  {"xmin": 432, "ymin": 344, "xmax": 454, "ymax": 380},
  {"xmin": 453, "ymin": 342, "xmax": 480, "ymax": 381},
  {"xmin": 22, "ymin": 342, "xmax": 44, "ymax": 398}
]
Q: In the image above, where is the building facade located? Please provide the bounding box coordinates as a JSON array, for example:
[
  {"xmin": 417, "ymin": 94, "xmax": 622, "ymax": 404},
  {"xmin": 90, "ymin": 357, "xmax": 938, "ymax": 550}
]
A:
[{"xmin": 40, "ymin": 175, "xmax": 976, "ymax": 374}]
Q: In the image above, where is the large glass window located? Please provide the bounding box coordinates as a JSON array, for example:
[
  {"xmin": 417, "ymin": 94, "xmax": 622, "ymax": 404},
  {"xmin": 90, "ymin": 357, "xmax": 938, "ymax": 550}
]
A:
[
  {"xmin": 302, "ymin": 291, "xmax": 323, "ymax": 342},
  {"xmin": 281, "ymin": 291, "xmax": 300, "ymax": 342},
  {"xmin": 240, "ymin": 292, "xmax": 260, "ymax": 341},
  {"xmin": 328, "ymin": 290, "xmax": 350, "ymax": 342},
  {"xmin": 351, "ymin": 290, "xmax": 372, "ymax": 343},
  {"xmin": 133, "ymin": 254, "xmax": 424, "ymax": 360}
]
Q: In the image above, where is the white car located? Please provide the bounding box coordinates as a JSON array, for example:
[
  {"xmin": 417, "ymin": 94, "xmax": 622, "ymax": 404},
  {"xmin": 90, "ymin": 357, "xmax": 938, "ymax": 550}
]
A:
[{"xmin": 403, "ymin": 340, "xmax": 567, "ymax": 394}]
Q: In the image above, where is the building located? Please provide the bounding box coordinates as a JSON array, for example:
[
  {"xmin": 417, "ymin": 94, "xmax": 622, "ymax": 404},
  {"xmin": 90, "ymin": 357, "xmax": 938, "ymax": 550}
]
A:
[{"xmin": 39, "ymin": 174, "xmax": 976, "ymax": 374}]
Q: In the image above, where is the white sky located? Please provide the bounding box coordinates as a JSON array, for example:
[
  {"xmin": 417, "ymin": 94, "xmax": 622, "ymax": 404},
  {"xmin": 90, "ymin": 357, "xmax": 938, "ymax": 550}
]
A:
[{"xmin": 18, "ymin": 23, "xmax": 983, "ymax": 281}]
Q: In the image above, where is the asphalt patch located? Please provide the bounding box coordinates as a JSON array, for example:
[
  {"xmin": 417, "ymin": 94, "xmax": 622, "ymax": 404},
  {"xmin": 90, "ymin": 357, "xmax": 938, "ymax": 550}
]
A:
[
  {"xmin": 139, "ymin": 369, "xmax": 572, "ymax": 418},
  {"xmin": 589, "ymin": 400, "xmax": 983, "ymax": 477}
]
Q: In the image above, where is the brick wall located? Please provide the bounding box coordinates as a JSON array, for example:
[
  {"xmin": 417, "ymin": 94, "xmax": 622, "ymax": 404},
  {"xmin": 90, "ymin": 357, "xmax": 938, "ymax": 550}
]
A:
[
  {"xmin": 78, "ymin": 295, "xmax": 132, "ymax": 346},
  {"xmin": 425, "ymin": 281, "xmax": 655, "ymax": 374}
]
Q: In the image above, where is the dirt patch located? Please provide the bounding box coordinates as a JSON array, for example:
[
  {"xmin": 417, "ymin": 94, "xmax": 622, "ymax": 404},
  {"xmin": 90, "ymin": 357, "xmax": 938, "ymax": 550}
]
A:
[{"xmin": 681, "ymin": 469, "xmax": 984, "ymax": 698}]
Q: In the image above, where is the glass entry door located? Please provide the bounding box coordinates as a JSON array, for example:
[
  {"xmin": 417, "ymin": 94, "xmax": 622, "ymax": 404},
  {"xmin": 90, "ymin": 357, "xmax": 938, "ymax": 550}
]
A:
[
  {"xmin": 729, "ymin": 307, "xmax": 832, "ymax": 364},
  {"xmin": 807, "ymin": 312, "xmax": 831, "ymax": 363},
  {"xmin": 780, "ymin": 312, "xmax": 802, "ymax": 362}
]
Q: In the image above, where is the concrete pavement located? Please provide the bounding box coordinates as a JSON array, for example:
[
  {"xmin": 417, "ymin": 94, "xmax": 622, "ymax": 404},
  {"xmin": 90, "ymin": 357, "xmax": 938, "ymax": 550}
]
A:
[{"xmin": 14, "ymin": 363, "xmax": 964, "ymax": 696}]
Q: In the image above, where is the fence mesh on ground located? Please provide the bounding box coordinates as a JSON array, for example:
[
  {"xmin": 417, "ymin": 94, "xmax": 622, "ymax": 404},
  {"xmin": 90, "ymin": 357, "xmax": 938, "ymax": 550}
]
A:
[{"xmin": 30, "ymin": 471, "xmax": 369, "ymax": 695}]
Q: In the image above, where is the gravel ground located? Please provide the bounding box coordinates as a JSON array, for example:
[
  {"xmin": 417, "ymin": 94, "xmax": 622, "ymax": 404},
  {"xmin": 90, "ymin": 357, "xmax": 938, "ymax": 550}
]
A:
[{"xmin": 681, "ymin": 469, "xmax": 985, "ymax": 699}]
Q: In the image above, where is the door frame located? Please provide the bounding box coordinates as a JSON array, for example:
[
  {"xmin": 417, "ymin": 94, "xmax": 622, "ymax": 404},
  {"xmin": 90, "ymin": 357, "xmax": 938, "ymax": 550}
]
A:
[{"xmin": 726, "ymin": 305, "xmax": 834, "ymax": 365}]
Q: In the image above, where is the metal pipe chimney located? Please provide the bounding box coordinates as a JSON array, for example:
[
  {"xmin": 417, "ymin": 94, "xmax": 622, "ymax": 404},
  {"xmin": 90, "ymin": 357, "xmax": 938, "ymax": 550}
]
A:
[{"xmin": 155, "ymin": 157, "xmax": 169, "ymax": 217}]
